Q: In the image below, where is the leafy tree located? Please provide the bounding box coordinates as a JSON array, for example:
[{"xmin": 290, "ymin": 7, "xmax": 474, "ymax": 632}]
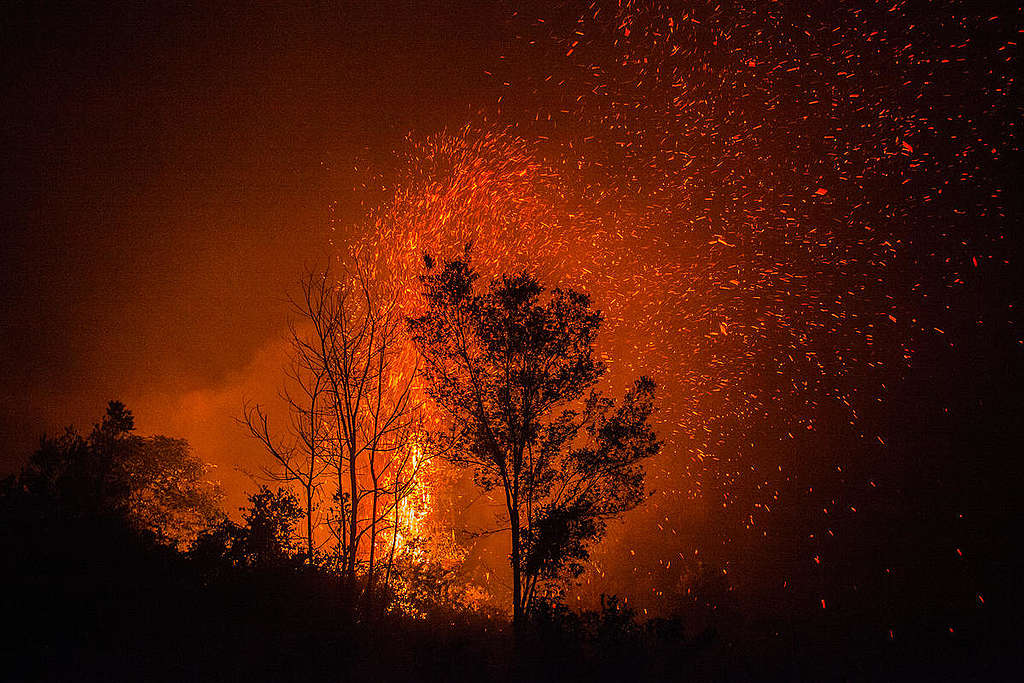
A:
[
  {"xmin": 408, "ymin": 258, "xmax": 660, "ymax": 626},
  {"xmin": 232, "ymin": 485, "xmax": 305, "ymax": 568},
  {"xmin": 9, "ymin": 401, "xmax": 222, "ymax": 547},
  {"xmin": 192, "ymin": 486, "xmax": 305, "ymax": 570}
]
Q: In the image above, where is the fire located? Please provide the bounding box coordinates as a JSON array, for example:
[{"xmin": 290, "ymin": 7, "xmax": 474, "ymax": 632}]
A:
[
  {"xmin": 328, "ymin": 0, "xmax": 1013, "ymax": 614},
  {"xmin": 392, "ymin": 440, "xmax": 431, "ymax": 560}
]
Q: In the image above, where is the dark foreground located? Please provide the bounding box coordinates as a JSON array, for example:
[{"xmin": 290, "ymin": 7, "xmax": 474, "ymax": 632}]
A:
[{"xmin": 2, "ymin": 509, "xmax": 1016, "ymax": 683}]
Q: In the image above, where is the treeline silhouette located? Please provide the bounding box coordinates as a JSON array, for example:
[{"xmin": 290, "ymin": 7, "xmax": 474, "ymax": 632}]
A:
[
  {"xmin": 3, "ymin": 409, "xmax": 1010, "ymax": 682},
  {"xmin": 2, "ymin": 257, "xmax": 1014, "ymax": 681},
  {"xmin": 0, "ymin": 401, "xmax": 707, "ymax": 682}
]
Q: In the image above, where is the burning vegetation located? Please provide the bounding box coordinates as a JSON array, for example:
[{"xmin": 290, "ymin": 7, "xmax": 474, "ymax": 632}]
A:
[{"xmin": 1, "ymin": 0, "xmax": 1017, "ymax": 680}]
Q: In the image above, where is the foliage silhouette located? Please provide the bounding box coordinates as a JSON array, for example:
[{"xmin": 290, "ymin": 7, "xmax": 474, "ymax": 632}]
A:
[
  {"xmin": 409, "ymin": 257, "xmax": 661, "ymax": 626},
  {"xmin": 193, "ymin": 485, "xmax": 306, "ymax": 570},
  {"xmin": 6, "ymin": 400, "xmax": 221, "ymax": 547},
  {"xmin": 0, "ymin": 404, "xmax": 1013, "ymax": 681}
]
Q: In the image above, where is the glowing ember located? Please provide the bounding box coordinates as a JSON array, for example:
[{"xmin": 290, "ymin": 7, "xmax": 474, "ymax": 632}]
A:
[{"xmin": 327, "ymin": 0, "xmax": 1016, "ymax": 613}]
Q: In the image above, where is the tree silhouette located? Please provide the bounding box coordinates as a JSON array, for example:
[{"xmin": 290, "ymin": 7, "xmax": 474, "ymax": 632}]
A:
[
  {"xmin": 10, "ymin": 400, "xmax": 222, "ymax": 547},
  {"xmin": 408, "ymin": 258, "xmax": 660, "ymax": 626},
  {"xmin": 242, "ymin": 263, "xmax": 424, "ymax": 597}
]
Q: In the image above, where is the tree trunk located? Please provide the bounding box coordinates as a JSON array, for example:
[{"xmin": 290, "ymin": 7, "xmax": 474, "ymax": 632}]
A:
[
  {"xmin": 366, "ymin": 484, "xmax": 379, "ymax": 603},
  {"xmin": 511, "ymin": 504, "xmax": 523, "ymax": 629},
  {"xmin": 306, "ymin": 487, "xmax": 314, "ymax": 565},
  {"xmin": 347, "ymin": 452, "xmax": 359, "ymax": 584},
  {"xmin": 383, "ymin": 500, "xmax": 400, "ymax": 593},
  {"xmin": 511, "ymin": 441, "xmax": 525, "ymax": 631},
  {"xmin": 336, "ymin": 465, "xmax": 349, "ymax": 574}
]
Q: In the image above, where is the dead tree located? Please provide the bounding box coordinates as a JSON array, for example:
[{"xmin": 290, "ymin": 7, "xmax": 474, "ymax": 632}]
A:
[
  {"xmin": 244, "ymin": 260, "xmax": 426, "ymax": 601},
  {"xmin": 240, "ymin": 278, "xmax": 335, "ymax": 565},
  {"xmin": 314, "ymin": 261, "xmax": 423, "ymax": 596}
]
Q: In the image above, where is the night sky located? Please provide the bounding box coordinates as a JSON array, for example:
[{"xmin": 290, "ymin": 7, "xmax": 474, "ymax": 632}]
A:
[{"xmin": 2, "ymin": 0, "xmax": 1020, "ymax": 627}]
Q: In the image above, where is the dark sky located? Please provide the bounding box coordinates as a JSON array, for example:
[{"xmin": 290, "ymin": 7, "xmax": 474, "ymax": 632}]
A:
[{"xmin": 1, "ymin": 1, "xmax": 505, "ymax": 493}]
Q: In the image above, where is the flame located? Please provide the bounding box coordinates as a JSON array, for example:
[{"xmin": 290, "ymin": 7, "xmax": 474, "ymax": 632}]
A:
[{"xmin": 393, "ymin": 440, "xmax": 431, "ymax": 560}]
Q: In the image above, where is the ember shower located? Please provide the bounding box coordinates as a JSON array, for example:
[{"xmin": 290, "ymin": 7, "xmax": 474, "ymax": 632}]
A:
[{"xmin": 332, "ymin": 0, "xmax": 1017, "ymax": 614}]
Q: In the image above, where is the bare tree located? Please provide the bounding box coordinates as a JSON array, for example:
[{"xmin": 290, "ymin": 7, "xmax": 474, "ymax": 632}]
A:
[
  {"xmin": 240, "ymin": 390, "xmax": 328, "ymax": 565},
  {"xmin": 315, "ymin": 261, "xmax": 423, "ymax": 595},
  {"xmin": 243, "ymin": 260, "xmax": 425, "ymax": 598}
]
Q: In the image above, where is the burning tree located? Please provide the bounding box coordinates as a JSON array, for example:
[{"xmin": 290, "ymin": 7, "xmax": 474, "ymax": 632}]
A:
[
  {"xmin": 408, "ymin": 257, "xmax": 660, "ymax": 626},
  {"xmin": 242, "ymin": 261, "xmax": 424, "ymax": 600}
]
